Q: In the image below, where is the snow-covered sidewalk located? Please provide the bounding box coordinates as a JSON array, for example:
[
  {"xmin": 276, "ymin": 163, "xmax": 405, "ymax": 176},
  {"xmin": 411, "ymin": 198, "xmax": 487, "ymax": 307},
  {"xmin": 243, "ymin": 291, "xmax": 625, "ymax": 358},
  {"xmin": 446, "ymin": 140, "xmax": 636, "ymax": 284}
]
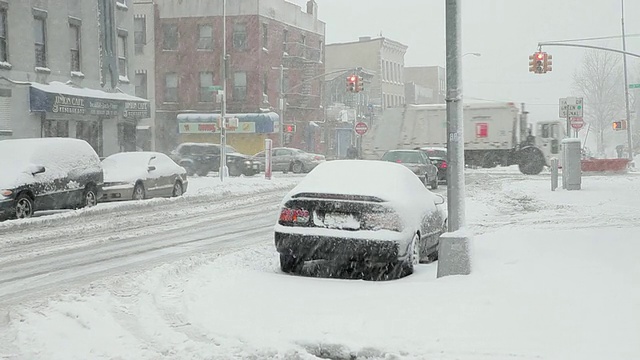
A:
[{"xmin": 1, "ymin": 172, "xmax": 639, "ymax": 359}]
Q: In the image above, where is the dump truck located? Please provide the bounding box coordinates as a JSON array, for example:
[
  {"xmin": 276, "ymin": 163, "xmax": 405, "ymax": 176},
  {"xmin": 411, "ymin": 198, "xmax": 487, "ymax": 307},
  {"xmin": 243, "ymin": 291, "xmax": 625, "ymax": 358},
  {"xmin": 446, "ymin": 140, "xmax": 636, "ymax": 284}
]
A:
[{"xmin": 362, "ymin": 102, "xmax": 565, "ymax": 175}]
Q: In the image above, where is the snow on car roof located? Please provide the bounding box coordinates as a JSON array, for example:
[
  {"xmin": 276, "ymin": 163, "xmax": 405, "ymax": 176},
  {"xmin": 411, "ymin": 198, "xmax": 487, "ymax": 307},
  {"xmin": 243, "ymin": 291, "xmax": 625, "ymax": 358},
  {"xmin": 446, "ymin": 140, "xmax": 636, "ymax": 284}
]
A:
[
  {"xmin": 102, "ymin": 152, "xmax": 184, "ymax": 183},
  {"xmin": 286, "ymin": 160, "xmax": 427, "ymax": 203}
]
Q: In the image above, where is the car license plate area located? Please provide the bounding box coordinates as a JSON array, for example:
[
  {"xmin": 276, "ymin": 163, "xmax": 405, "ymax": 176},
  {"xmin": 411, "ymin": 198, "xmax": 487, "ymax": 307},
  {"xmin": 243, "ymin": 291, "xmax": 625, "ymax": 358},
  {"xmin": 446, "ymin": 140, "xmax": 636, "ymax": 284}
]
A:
[{"xmin": 315, "ymin": 211, "xmax": 360, "ymax": 230}]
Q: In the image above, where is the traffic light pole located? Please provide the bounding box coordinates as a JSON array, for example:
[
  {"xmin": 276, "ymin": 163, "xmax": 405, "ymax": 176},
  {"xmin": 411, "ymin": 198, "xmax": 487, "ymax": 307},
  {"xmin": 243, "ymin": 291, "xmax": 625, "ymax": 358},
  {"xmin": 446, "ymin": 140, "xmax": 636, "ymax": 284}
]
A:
[{"xmin": 621, "ymin": 0, "xmax": 633, "ymax": 160}]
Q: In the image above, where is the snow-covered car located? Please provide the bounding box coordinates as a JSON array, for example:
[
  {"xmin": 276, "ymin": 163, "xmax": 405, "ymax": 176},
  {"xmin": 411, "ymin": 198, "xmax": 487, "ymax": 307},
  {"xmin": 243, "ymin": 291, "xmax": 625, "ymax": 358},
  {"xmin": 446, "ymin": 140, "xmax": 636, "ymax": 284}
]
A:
[
  {"xmin": 0, "ymin": 138, "xmax": 103, "ymax": 220},
  {"xmin": 100, "ymin": 152, "xmax": 188, "ymax": 201},
  {"xmin": 381, "ymin": 149, "xmax": 439, "ymax": 190},
  {"xmin": 274, "ymin": 160, "xmax": 447, "ymax": 280},
  {"xmin": 252, "ymin": 147, "xmax": 326, "ymax": 173}
]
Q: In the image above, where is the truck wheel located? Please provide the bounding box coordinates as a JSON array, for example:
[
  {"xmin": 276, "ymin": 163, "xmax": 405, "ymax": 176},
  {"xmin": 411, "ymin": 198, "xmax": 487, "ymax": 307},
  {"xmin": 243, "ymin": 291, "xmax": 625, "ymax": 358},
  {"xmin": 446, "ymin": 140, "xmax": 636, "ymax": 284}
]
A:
[{"xmin": 519, "ymin": 148, "xmax": 545, "ymax": 175}]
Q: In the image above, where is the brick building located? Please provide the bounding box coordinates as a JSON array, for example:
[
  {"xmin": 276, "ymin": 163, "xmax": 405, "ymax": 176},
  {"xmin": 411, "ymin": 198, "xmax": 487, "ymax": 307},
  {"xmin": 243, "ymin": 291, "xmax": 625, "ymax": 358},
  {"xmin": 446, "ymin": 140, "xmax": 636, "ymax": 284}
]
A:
[{"xmin": 149, "ymin": 0, "xmax": 325, "ymax": 155}]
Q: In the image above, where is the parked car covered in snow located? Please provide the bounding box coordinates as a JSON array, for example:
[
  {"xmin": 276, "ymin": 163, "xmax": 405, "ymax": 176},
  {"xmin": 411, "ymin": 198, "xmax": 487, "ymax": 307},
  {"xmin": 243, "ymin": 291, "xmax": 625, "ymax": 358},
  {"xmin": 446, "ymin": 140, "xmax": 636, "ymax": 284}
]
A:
[
  {"xmin": 100, "ymin": 152, "xmax": 188, "ymax": 201},
  {"xmin": 274, "ymin": 160, "xmax": 447, "ymax": 280},
  {"xmin": 0, "ymin": 138, "xmax": 103, "ymax": 220},
  {"xmin": 252, "ymin": 147, "xmax": 326, "ymax": 173},
  {"xmin": 381, "ymin": 149, "xmax": 439, "ymax": 190}
]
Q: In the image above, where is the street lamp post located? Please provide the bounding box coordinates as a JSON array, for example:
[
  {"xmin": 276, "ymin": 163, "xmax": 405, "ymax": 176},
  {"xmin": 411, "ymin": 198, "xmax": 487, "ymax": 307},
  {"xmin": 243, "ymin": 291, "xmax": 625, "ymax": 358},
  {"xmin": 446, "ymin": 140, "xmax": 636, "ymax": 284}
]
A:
[{"xmin": 219, "ymin": 0, "xmax": 228, "ymax": 181}]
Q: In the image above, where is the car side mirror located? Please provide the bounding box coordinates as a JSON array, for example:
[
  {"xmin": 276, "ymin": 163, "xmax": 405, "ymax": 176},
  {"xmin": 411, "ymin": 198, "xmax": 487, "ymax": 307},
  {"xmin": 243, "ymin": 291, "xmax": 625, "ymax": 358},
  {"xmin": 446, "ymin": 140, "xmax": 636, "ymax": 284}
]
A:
[
  {"xmin": 31, "ymin": 165, "xmax": 46, "ymax": 175},
  {"xmin": 434, "ymin": 194, "xmax": 445, "ymax": 205},
  {"xmin": 148, "ymin": 165, "xmax": 156, "ymax": 172}
]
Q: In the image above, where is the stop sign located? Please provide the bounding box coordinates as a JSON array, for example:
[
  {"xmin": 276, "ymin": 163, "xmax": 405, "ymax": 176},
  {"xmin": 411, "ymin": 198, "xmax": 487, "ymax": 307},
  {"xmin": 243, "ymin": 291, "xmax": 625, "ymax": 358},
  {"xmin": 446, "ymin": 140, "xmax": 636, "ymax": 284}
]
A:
[
  {"xmin": 570, "ymin": 116, "xmax": 585, "ymax": 130},
  {"xmin": 354, "ymin": 122, "xmax": 368, "ymax": 135}
]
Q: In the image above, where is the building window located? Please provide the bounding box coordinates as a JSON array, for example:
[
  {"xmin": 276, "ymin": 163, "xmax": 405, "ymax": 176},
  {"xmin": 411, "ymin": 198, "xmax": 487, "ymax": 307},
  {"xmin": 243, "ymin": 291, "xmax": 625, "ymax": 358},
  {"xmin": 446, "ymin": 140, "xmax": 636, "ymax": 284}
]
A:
[
  {"xmin": 233, "ymin": 72, "xmax": 247, "ymax": 101},
  {"xmin": 0, "ymin": 8, "xmax": 7, "ymax": 63},
  {"xmin": 233, "ymin": 23, "xmax": 247, "ymax": 49},
  {"xmin": 162, "ymin": 24, "xmax": 178, "ymax": 51},
  {"xmin": 262, "ymin": 23, "xmax": 268, "ymax": 48},
  {"xmin": 34, "ymin": 16, "xmax": 47, "ymax": 67},
  {"xmin": 69, "ymin": 23, "xmax": 81, "ymax": 72},
  {"xmin": 117, "ymin": 33, "xmax": 127, "ymax": 78},
  {"xmin": 135, "ymin": 73, "xmax": 147, "ymax": 99},
  {"xmin": 300, "ymin": 34, "xmax": 306, "ymax": 45},
  {"xmin": 44, "ymin": 120, "xmax": 69, "ymax": 138},
  {"xmin": 197, "ymin": 24, "xmax": 213, "ymax": 50},
  {"xmin": 199, "ymin": 72, "xmax": 213, "ymax": 102},
  {"xmin": 134, "ymin": 17, "xmax": 145, "ymax": 54},
  {"xmin": 283, "ymin": 29, "xmax": 288, "ymax": 53},
  {"xmin": 165, "ymin": 73, "xmax": 178, "ymax": 102}
]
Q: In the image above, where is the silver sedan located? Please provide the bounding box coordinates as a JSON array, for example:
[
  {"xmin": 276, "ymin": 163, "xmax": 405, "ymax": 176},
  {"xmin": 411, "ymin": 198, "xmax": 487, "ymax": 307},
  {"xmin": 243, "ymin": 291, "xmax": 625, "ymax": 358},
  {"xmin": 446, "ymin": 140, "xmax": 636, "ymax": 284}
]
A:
[
  {"xmin": 252, "ymin": 147, "xmax": 326, "ymax": 174},
  {"xmin": 100, "ymin": 152, "xmax": 188, "ymax": 202}
]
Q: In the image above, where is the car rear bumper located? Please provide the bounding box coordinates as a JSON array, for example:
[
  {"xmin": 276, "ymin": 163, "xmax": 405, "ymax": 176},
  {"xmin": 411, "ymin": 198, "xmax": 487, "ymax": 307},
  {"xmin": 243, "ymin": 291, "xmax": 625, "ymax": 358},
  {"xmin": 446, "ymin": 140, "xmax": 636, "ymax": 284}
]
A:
[
  {"xmin": 100, "ymin": 184, "xmax": 134, "ymax": 202},
  {"xmin": 275, "ymin": 231, "xmax": 403, "ymax": 263}
]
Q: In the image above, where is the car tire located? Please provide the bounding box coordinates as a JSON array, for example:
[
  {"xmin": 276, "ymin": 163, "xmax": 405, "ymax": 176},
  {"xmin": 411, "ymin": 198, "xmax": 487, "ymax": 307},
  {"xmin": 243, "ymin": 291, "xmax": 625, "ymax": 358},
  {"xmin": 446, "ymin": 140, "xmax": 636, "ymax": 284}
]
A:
[
  {"xmin": 430, "ymin": 178, "xmax": 439, "ymax": 190},
  {"xmin": 228, "ymin": 163, "xmax": 242, "ymax": 177},
  {"xmin": 171, "ymin": 181, "xmax": 183, "ymax": 197},
  {"xmin": 292, "ymin": 161, "xmax": 304, "ymax": 174},
  {"xmin": 280, "ymin": 254, "xmax": 304, "ymax": 274},
  {"xmin": 14, "ymin": 193, "xmax": 34, "ymax": 219},
  {"xmin": 83, "ymin": 186, "xmax": 98, "ymax": 208},
  {"xmin": 132, "ymin": 182, "xmax": 145, "ymax": 200}
]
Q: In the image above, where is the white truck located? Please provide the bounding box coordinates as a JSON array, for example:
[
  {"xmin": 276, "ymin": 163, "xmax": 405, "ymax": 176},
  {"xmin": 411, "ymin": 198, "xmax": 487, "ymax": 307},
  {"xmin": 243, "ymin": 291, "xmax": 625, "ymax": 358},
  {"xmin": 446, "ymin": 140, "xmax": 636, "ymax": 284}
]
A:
[{"xmin": 362, "ymin": 102, "xmax": 565, "ymax": 175}]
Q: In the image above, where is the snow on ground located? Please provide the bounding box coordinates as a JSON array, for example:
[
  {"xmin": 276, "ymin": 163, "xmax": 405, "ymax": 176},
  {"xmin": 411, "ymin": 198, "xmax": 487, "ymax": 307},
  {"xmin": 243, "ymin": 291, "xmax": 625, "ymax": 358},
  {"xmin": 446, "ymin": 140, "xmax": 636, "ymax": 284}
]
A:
[
  {"xmin": 0, "ymin": 173, "xmax": 303, "ymax": 231},
  {"xmin": 2, "ymin": 171, "xmax": 640, "ymax": 359}
]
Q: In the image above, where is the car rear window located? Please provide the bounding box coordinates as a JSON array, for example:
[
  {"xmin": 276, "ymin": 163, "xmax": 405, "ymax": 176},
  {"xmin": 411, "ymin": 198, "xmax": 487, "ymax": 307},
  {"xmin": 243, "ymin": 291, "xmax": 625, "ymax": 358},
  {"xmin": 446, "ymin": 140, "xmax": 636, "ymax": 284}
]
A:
[
  {"xmin": 382, "ymin": 151, "xmax": 422, "ymax": 164},
  {"xmin": 424, "ymin": 149, "xmax": 447, "ymax": 158}
]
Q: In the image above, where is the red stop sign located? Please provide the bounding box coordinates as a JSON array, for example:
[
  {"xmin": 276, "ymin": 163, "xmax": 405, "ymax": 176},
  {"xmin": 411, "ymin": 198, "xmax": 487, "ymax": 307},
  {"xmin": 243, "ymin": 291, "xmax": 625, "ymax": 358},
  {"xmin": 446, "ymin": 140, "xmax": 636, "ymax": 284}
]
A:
[{"xmin": 355, "ymin": 122, "xmax": 368, "ymax": 135}]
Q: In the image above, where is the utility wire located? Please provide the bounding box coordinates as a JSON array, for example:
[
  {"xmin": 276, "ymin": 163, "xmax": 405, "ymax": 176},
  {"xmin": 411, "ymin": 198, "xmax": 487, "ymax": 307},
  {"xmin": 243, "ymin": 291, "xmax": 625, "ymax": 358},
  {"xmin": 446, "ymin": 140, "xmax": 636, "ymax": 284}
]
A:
[{"xmin": 542, "ymin": 33, "xmax": 640, "ymax": 44}]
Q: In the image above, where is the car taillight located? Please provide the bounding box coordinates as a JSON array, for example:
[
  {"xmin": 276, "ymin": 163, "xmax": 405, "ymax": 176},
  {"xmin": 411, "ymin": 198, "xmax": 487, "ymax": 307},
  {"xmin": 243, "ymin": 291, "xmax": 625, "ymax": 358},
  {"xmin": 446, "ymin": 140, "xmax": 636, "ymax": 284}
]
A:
[
  {"xmin": 314, "ymin": 155, "xmax": 324, "ymax": 161},
  {"xmin": 440, "ymin": 161, "xmax": 448, "ymax": 169},
  {"xmin": 396, "ymin": 160, "xmax": 403, "ymax": 163},
  {"xmin": 279, "ymin": 208, "xmax": 310, "ymax": 223}
]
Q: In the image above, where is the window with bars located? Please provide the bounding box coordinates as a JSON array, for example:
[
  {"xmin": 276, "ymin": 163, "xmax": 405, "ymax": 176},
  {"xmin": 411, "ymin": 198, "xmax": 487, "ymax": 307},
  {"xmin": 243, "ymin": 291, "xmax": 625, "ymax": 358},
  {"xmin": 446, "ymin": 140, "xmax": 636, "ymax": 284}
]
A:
[
  {"xmin": 165, "ymin": 73, "xmax": 178, "ymax": 102},
  {"xmin": 163, "ymin": 24, "xmax": 178, "ymax": 50},
  {"xmin": 117, "ymin": 34, "xmax": 127, "ymax": 77},
  {"xmin": 69, "ymin": 23, "xmax": 81, "ymax": 72},
  {"xmin": 197, "ymin": 24, "xmax": 213, "ymax": 50},
  {"xmin": 134, "ymin": 17, "xmax": 145, "ymax": 54},
  {"xmin": 135, "ymin": 73, "xmax": 147, "ymax": 99},
  {"xmin": 233, "ymin": 72, "xmax": 247, "ymax": 101},
  {"xmin": 233, "ymin": 23, "xmax": 247, "ymax": 49},
  {"xmin": 0, "ymin": 9, "xmax": 7, "ymax": 63},
  {"xmin": 199, "ymin": 72, "xmax": 213, "ymax": 102},
  {"xmin": 34, "ymin": 16, "xmax": 46, "ymax": 67}
]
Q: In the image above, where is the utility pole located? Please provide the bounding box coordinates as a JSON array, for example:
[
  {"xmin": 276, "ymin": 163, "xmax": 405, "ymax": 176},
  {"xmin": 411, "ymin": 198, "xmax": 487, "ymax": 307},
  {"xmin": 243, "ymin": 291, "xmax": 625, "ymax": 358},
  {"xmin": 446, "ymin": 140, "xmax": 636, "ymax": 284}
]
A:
[
  {"xmin": 279, "ymin": 65, "xmax": 286, "ymax": 146},
  {"xmin": 445, "ymin": 0, "xmax": 465, "ymax": 232},
  {"xmin": 219, "ymin": 0, "xmax": 228, "ymax": 181},
  {"xmin": 621, "ymin": 0, "xmax": 634, "ymax": 160}
]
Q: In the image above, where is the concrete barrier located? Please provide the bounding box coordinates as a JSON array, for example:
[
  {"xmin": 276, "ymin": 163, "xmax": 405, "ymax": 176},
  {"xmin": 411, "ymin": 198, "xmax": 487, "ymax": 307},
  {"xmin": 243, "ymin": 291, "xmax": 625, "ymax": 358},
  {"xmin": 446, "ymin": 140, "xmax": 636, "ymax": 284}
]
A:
[{"xmin": 437, "ymin": 231, "xmax": 472, "ymax": 278}]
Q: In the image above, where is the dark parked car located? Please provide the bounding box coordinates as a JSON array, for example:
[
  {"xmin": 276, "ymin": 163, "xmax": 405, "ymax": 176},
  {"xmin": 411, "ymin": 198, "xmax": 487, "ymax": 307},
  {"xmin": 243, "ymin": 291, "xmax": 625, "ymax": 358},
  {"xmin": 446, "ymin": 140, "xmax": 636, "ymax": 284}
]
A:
[
  {"xmin": 252, "ymin": 147, "xmax": 326, "ymax": 173},
  {"xmin": 100, "ymin": 152, "xmax": 188, "ymax": 202},
  {"xmin": 419, "ymin": 147, "xmax": 448, "ymax": 183},
  {"xmin": 274, "ymin": 160, "xmax": 447, "ymax": 280},
  {"xmin": 381, "ymin": 150, "xmax": 439, "ymax": 190},
  {"xmin": 0, "ymin": 138, "xmax": 103, "ymax": 220},
  {"xmin": 170, "ymin": 143, "xmax": 260, "ymax": 177}
]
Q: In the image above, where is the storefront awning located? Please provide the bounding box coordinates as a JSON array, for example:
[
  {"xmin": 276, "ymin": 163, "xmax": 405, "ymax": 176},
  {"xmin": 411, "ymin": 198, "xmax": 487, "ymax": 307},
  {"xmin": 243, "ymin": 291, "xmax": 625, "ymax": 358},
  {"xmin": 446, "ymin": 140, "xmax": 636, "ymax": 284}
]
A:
[
  {"xmin": 176, "ymin": 112, "xmax": 279, "ymax": 134},
  {"xmin": 29, "ymin": 81, "xmax": 150, "ymax": 119}
]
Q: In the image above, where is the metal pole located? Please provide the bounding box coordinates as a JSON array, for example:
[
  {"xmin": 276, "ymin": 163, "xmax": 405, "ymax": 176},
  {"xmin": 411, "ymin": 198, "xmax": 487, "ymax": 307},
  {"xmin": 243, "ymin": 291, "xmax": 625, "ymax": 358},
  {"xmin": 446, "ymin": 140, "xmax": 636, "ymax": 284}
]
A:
[
  {"xmin": 445, "ymin": 0, "xmax": 465, "ymax": 232},
  {"xmin": 219, "ymin": 0, "xmax": 228, "ymax": 181},
  {"xmin": 621, "ymin": 0, "xmax": 634, "ymax": 160},
  {"xmin": 279, "ymin": 64, "xmax": 285, "ymax": 146}
]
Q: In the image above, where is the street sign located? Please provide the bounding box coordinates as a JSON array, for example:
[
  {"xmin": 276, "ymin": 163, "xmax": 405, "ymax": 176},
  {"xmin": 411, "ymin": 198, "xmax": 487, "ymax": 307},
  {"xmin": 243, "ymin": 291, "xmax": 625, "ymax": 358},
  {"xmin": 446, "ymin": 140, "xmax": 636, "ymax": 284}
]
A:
[
  {"xmin": 570, "ymin": 116, "xmax": 585, "ymax": 130},
  {"xmin": 629, "ymin": 83, "xmax": 640, "ymax": 89},
  {"xmin": 559, "ymin": 97, "xmax": 584, "ymax": 117},
  {"xmin": 354, "ymin": 122, "xmax": 368, "ymax": 135}
]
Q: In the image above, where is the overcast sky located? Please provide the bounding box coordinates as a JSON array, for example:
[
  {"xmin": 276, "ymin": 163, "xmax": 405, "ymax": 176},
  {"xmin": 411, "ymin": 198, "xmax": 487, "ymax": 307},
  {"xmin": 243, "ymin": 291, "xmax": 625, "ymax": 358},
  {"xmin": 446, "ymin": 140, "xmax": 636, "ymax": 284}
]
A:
[{"xmin": 292, "ymin": 0, "xmax": 640, "ymax": 124}]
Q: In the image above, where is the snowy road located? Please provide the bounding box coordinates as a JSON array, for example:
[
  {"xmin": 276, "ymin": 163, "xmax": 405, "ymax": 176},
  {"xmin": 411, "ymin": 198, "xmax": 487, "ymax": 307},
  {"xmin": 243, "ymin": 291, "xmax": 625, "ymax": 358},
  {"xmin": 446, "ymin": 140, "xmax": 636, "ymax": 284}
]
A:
[{"xmin": 0, "ymin": 188, "xmax": 287, "ymax": 306}]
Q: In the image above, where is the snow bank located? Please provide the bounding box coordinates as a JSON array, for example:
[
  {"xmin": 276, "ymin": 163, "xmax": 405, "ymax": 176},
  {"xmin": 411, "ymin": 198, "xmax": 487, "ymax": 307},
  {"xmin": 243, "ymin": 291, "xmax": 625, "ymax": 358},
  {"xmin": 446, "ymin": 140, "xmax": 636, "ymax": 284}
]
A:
[{"xmin": 2, "ymin": 172, "xmax": 639, "ymax": 359}]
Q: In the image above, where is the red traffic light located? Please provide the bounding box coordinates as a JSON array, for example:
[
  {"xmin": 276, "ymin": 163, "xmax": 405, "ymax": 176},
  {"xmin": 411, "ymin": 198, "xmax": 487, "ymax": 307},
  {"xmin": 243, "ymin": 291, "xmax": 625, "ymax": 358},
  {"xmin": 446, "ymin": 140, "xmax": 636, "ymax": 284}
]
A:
[
  {"xmin": 284, "ymin": 124, "xmax": 296, "ymax": 133},
  {"xmin": 348, "ymin": 75, "xmax": 356, "ymax": 83},
  {"xmin": 536, "ymin": 52, "xmax": 544, "ymax": 60}
]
